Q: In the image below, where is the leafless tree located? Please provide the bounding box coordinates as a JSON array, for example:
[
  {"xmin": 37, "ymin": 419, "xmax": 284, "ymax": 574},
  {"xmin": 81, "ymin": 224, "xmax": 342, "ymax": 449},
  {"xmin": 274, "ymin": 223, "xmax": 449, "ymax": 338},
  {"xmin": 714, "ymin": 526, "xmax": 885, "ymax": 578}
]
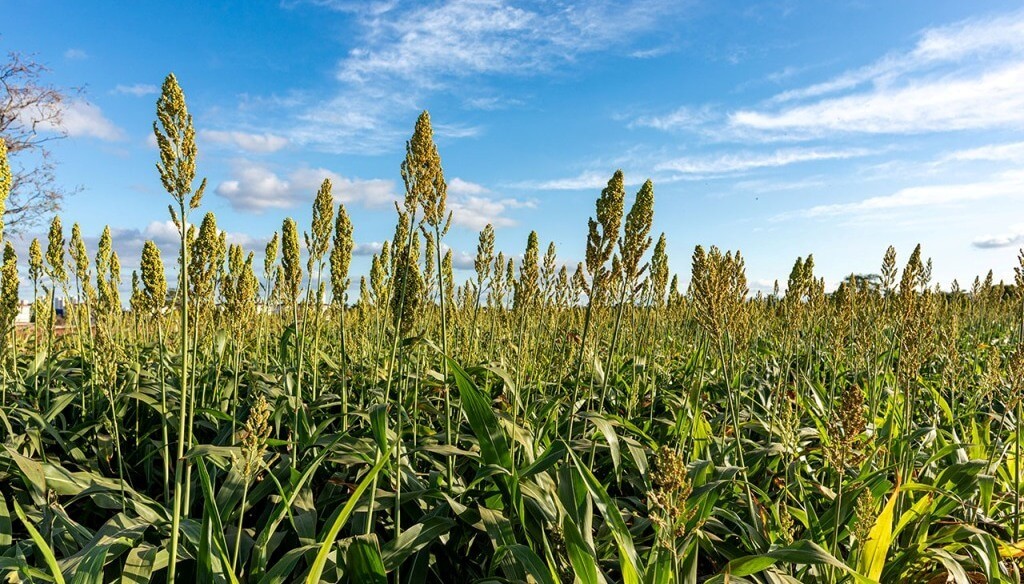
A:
[{"xmin": 0, "ymin": 51, "xmax": 80, "ymax": 232}]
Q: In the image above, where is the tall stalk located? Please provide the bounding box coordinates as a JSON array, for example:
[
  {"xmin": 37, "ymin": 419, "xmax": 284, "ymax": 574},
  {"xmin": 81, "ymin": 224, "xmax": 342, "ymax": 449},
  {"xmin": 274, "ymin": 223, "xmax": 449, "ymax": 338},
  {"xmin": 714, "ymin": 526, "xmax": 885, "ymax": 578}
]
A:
[{"xmin": 153, "ymin": 73, "xmax": 206, "ymax": 582}]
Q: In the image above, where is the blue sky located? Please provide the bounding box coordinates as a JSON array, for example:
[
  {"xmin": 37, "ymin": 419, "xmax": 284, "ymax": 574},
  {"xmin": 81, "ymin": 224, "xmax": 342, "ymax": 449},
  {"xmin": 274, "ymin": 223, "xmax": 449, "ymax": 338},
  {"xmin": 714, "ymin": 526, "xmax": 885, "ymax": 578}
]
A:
[{"xmin": 4, "ymin": 0, "xmax": 1024, "ymax": 294}]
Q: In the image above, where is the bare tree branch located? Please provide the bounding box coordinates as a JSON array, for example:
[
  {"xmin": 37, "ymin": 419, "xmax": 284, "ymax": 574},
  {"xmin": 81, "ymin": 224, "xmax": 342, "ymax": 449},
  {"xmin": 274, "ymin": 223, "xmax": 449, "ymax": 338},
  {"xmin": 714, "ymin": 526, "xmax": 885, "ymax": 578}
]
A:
[{"xmin": 0, "ymin": 50, "xmax": 81, "ymax": 231}]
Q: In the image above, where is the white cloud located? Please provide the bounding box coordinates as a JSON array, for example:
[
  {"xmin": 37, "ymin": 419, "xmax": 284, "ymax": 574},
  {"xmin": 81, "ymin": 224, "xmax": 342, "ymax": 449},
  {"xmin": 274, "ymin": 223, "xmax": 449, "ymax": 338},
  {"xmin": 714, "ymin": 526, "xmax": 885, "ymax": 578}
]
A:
[
  {"xmin": 772, "ymin": 10, "xmax": 1024, "ymax": 104},
  {"xmin": 25, "ymin": 100, "xmax": 125, "ymax": 141},
  {"xmin": 64, "ymin": 48, "xmax": 87, "ymax": 60},
  {"xmin": 446, "ymin": 177, "xmax": 534, "ymax": 230},
  {"xmin": 629, "ymin": 46, "xmax": 673, "ymax": 59},
  {"xmin": 114, "ymin": 84, "xmax": 159, "ymax": 97},
  {"xmin": 655, "ymin": 147, "xmax": 873, "ymax": 175},
  {"xmin": 336, "ymin": 0, "xmax": 673, "ymax": 84},
  {"xmin": 731, "ymin": 63, "xmax": 1024, "ymax": 136},
  {"xmin": 463, "ymin": 95, "xmax": 524, "ymax": 110},
  {"xmin": 201, "ymin": 130, "xmax": 290, "ymax": 153},
  {"xmin": 972, "ymin": 229, "xmax": 1024, "ymax": 249},
  {"xmin": 448, "ymin": 177, "xmax": 489, "ymax": 196},
  {"xmin": 440, "ymin": 244, "xmax": 476, "ymax": 270},
  {"xmin": 515, "ymin": 170, "xmax": 623, "ymax": 191},
  {"xmin": 214, "ymin": 160, "xmax": 397, "ymax": 212},
  {"xmin": 730, "ymin": 10, "xmax": 1024, "ymax": 137},
  {"xmin": 774, "ymin": 170, "xmax": 1024, "ymax": 221},
  {"xmin": 140, "ymin": 220, "xmax": 182, "ymax": 247},
  {"xmin": 353, "ymin": 241, "xmax": 384, "ymax": 256},
  {"xmin": 62, "ymin": 101, "xmax": 125, "ymax": 141}
]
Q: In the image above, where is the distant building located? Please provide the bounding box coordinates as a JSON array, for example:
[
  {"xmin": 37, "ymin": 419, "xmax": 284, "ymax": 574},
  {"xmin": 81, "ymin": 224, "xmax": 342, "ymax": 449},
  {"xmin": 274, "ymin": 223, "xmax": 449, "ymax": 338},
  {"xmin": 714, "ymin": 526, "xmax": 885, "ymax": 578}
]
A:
[{"xmin": 15, "ymin": 302, "xmax": 32, "ymax": 325}]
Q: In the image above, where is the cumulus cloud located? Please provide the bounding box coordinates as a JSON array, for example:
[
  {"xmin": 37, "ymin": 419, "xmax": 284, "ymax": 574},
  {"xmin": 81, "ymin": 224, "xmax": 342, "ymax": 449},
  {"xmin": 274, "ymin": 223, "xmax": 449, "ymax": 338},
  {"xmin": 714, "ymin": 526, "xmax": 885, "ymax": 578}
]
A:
[
  {"xmin": 446, "ymin": 177, "xmax": 534, "ymax": 230},
  {"xmin": 440, "ymin": 244, "xmax": 476, "ymax": 270},
  {"xmin": 214, "ymin": 160, "xmax": 397, "ymax": 212},
  {"xmin": 353, "ymin": 241, "xmax": 384, "ymax": 256},
  {"xmin": 23, "ymin": 100, "xmax": 126, "ymax": 141},
  {"xmin": 64, "ymin": 101, "xmax": 126, "ymax": 141},
  {"xmin": 972, "ymin": 226, "xmax": 1024, "ymax": 249},
  {"xmin": 201, "ymin": 130, "xmax": 289, "ymax": 153}
]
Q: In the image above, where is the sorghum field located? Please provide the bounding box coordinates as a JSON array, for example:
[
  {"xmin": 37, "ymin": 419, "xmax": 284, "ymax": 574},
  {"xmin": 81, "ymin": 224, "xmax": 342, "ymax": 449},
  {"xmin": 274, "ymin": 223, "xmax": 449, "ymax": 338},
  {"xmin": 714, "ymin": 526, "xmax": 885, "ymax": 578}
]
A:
[{"xmin": 2, "ymin": 74, "xmax": 1024, "ymax": 584}]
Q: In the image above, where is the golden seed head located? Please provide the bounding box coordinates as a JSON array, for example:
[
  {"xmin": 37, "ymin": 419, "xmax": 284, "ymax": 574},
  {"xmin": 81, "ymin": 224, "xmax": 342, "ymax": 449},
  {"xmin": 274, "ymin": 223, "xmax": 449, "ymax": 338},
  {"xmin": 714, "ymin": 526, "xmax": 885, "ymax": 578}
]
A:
[
  {"xmin": 620, "ymin": 179, "xmax": 654, "ymax": 286},
  {"xmin": 46, "ymin": 215, "xmax": 67, "ymax": 283},
  {"xmin": 401, "ymin": 111, "xmax": 447, "ymax": 227},
  {"xmin": 649, "ymin": 233, "xmax": 669, "ymax": 307},
  {"xmin": 308, "ymin": 178, "xmax": 334, "ymax": 266},
  {"xmin": 514, "ymin": 231, "xmax": 539, "ymax": 311},
  {"xmin": 0, "ymin": 138, "xmax": 9, "ymax": 243},
  {"xmin": 154, "ymin": 73, "xmax": 205, "ymax": 211},
  {"xmin": 280, "ymin": 217, "xmax": 302, "ymax": 303},
  {"xmin": 1, "ymin": 242, "xmax": 19, "ymax": 331},
  {"xmin": 330, "ymin": 202, "xmax": 354, "ymax": 304},
  {"xmin": 239, "ymin": 394, "xmax": 272, "ymax": 481},
  {"xmin": 28, "ymin": 238, "xmax": 43, "ymax": 283},
  {"xmin": 585, "ymin": 171, "xmax": 625, "ymax": 291},
  {"xmin": 140, "ymin": 240, "xmax": 167, "ymax": 314},
  {"xmin": 474, "ymin": 224, "xmax": 494, "ymax": 286}
]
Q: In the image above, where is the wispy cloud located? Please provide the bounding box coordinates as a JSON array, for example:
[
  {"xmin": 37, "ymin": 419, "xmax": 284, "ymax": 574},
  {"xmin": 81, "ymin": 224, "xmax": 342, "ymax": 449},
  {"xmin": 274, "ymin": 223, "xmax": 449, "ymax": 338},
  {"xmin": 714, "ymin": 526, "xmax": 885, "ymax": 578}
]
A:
[
  {"xmin": 774, "ymin": 170, "xmax": 1024, "ymax": 221},
  {"xmin": 731, "ymin": 63, "xmax": 1024, "ymax": 136},
  {"xmin": 64, "ymin": 48, "xmax": 87, "ymax": 60},
  {"xmin": 655, "ymin": 147, "xmax": 873, "ymax": 175},
  {"xmin": 772, "ymin": 10, "xmax": 1024, "ymax": 104},
  {"xmin": 214, "ymin": 160, "xmax": 396, "ymax": 212},
  {"xmin": 201, "ymin": 130, "xmax": 290, "ymax": 153},
  {"xmin": 113, "ymin": 83, "xmax": 158, "ymax": 97},
  {"xmin": 514, "ymin": 170, "xmax": 627, "ymax": 191},
  {"xmin": 938, "ymin": 141, "xmax": 1024, "ymax": 163},
  {"xmin": 729, "ymin": 10, "xmax": 1024, "ymax": 137},
  {"xmin": 462, "ymin": 95, "xmax": 525, "ymax": 111},
  {"xmin": 630, "ymin": 105, "xmax": 717, "ymax": 132}
]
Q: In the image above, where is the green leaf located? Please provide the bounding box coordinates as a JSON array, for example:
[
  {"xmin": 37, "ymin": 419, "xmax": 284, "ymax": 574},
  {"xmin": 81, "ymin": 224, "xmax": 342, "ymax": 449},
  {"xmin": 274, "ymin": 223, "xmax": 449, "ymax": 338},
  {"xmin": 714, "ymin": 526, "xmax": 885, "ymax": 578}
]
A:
[
  {"xmin": 251, "ymin": 434, "xmax": 344, "ymax": 577},
  {"xmin": 195, "ymin": 457, "xmax": 241, "ymax": 584},
  {"xmin": 494, "ymin": 544, "xmax": 557, "ymax": 584},
  {"xmin": 11, "ymin": 498, "xmax": 65, "ymax": 584},
  {"xmin": 446, "ymin": 356, "xmax": 512, "ymax": 472},
  {"xmin": 562, "ymin": 515, "xmax": 599, "ymax": 584},
  {"xmin": 566, "ymin": 446, "xmax": 643, "ymax": 584},
  {"xmin": 859, "ymin": 482, "xmax": 900, "ymax": 582},
  {"xmin": 347, "ymin": 535, "xmax": 387, "ymax": 584},
  {"xmin": 380, "ymin": 516, "xmax": 454, "ymax": 572},
  {"xmin": 120, "ymin": 544, "xmax": 160, "ymax": 584},
  {"xmin": 726, "ymin": 540, "xmax": 871, "ymax": 582},
  {"xmin": 0, "ymin": 491, "xmax": 12, "ymax": 548},
  {"xmin": 306, "ymin": 454, "xmax": 390, "ymax": 583},
  {"xmin": 70, "ymin": 543, "xmax": 111, "ymax": 584}
]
